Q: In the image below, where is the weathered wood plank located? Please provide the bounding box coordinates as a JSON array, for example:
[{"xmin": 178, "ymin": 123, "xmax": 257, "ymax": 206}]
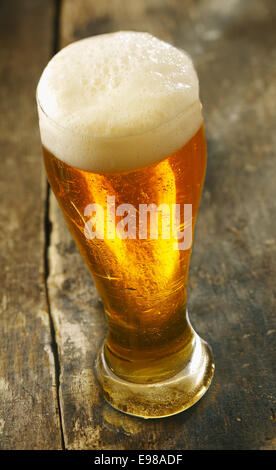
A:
[
  {"xmin": 48, "ymin": 0, "xmax": 276, "ymax": 449},
  {"xmin": 0, "ymin": 0, "xmax": 62, "ymax": 449}
]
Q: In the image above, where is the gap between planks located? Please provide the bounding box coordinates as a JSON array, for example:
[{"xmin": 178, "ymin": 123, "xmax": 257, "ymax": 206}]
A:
[{"xmin": 43, "ymin": 0, "xmax": 65, "ymax": 450}]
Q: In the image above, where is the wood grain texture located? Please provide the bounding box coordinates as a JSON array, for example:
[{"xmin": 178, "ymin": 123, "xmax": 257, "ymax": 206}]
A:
[
  {"xmin": 48, "ymin": 0, "xmax": 276, "ymax": 449},
  {"xmin": 0, "ymin": 0, "xmax": 62, "ymax": 449}
]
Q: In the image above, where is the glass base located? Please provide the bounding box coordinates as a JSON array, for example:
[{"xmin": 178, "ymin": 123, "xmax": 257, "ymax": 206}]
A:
[{"xmin": 95, "ymin": 332, "xmax": 215, "ymax": 419}]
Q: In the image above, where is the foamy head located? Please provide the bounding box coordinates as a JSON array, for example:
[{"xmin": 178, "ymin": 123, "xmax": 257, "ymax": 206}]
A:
[{"xmin": 37, "ymin": 32, "xmax": 202, "ymax": 173}]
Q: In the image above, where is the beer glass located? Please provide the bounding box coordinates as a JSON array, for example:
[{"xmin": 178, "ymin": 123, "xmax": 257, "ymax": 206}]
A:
[{"xmin": 37, "ymin": 32, "xmax": 214, "ymax": 418}]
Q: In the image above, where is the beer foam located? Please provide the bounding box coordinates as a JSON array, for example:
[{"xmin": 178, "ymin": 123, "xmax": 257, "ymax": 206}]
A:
[{"xmin": 37, "ymin": 32, "xmax": 203, "ymax": 173}]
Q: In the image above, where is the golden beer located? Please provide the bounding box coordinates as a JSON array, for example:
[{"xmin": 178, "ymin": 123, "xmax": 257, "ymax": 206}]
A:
[{"xmin": 37, "ymin": 32, "xmax": 214, "ymax": 417}]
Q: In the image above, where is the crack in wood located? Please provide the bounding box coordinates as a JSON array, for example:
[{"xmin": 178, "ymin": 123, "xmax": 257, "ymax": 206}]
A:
[{"xmin": 44, "ymin": 182, "xmax": 65, "ymax": 450}]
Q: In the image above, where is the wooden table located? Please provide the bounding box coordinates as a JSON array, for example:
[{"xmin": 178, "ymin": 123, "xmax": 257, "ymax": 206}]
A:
[{"xmin": 1, "ymin": 0, "xmax": 275, "ymax": 450}]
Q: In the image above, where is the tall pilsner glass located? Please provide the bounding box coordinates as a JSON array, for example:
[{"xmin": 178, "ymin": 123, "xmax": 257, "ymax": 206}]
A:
[{"xmin": 37, "ymin": 32, "xmax": 214, "ymax": 418}]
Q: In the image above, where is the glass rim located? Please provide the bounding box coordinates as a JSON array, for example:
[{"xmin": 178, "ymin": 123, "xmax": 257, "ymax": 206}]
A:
[{"xmin": 36, "ymin": 89, "xmax": 202, "ymax": 142}]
